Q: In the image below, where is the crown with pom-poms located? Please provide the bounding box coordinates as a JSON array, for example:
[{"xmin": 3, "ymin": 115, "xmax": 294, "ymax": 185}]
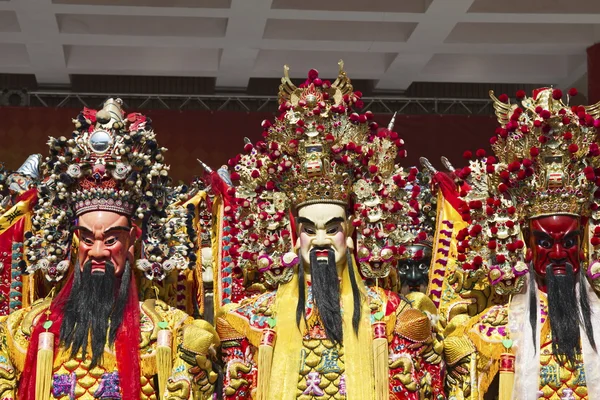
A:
[
  {"xmin": 224, "ymin": 61, "xmax": 412, "ymax": 284},
  {"xmin": 452, "ymin": 88, "xmax": 600, "ymax": 294},
  {"xmin": 490, "ymin": 88, "xmax": 600, "ymax": 219}
]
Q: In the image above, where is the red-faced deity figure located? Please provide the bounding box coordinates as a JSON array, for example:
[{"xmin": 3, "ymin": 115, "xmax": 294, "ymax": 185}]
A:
[{"xmin": 529, "ymin": 215, "xmax": 583, "ymax": 293}]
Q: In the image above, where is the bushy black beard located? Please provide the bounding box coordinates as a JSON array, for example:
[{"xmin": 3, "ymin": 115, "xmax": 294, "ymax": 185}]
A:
[
  {"xmin": 296, "ymin": 248, "xmax": 361, "ymax": 345},
  {"xmin": 59, "ymin": 259, "xmax": 131, "ymax": 368},
  {"xmin": 530, "ymin": 263, "xmax": 596, "ymax": 366}
]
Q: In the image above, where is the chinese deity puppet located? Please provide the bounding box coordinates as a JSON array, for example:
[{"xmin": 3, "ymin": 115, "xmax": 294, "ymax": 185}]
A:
[
  {"xmin": 214, "ymin": 62, "xmax": 445, "ymax": 400},
  {"xmin": 0, "ymin": 154, "xmax": 41, "ymax": 315},
  {"xmin": 395, "ymin": 166, "xmax": 437, "ymax": 295},
  {"xmin": 0, "ymin": 99, "xmax": 220, "ymax": 400},
  {"xmin": 443, "ymin": 88, "xmax": 600, "ymax": 400}
]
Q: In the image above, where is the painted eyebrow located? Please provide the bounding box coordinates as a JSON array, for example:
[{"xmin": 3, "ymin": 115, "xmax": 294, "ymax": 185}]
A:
[
  {"xmin": 325, "ymin": 217, "xmax": 345, "ymax": 225},
  {"xmin": 296, "ymin": 217, "xmax": 313, "ymax": 225},
  {"xmin": 296, "ymin": 217, "xmax": 344, "ymax": 226},
  {"xmin": 531, "ymin": 230, "xmax": 551, "ymax": 239},
  {"xmin": 104, "ymin": 226, "xmax": 131, "ymax": 235},
  {"xmin": 72, "ymin": 226, "xmax": 92, "ymax": 234},
  {"xmin": 531, "ymin": 230, "xmax": 581, "ymax": 240},
  {"xmin": 71, "ymin": 226, "xmax": 130, "ymax": 235}
]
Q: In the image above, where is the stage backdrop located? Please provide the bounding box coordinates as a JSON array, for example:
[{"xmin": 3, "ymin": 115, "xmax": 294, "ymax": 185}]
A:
[{"xmin": 0, "ymin": 107, "xmax": 498, "ymax": 182}]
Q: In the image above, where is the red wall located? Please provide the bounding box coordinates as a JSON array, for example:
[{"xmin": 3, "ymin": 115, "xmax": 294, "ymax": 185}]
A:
[{"xmin": 0, "ymin": 107, "xmax": 497, "ymax": 182}]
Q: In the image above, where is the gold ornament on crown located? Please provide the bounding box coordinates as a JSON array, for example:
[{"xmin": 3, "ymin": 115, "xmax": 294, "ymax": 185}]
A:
[
  {"xmin": 489, "ymin": 88, "xmax": 600, "ymax": 219},
  {"xmin": 233, "ymin": 60, "xmax": 395, "ymax": 209},
  {"xmin": 226, "ymin": 61, "xmax": 412, "ymax": 285}
]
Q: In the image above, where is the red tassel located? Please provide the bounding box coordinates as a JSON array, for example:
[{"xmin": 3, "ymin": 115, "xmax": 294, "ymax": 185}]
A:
[{"xmin": 115, "ymin": 275, "xmax": 141, "ymax": 400}]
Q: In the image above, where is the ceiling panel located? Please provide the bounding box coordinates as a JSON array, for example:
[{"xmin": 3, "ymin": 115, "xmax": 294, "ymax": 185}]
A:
[
  {"xmin": 468, "ymin": 0, "xmax": 600, "ymax": 14},
  {"xmin": 0, "ymin": 44, "xmax": 29, "ymax": 67},
  {"xmin": 264, "ymin": 19, "xmax": 417, "ymax": 42},
  {"xmin": 52, "ymin": 0, "xmax": 231, "ymax": 8},
  {"xmin": 272, "ymin": 0, "xmax": 431, "ymax": 13},
  {"xmin": 447, "ymin": 22, "xmax": 599, "ymax": 44},
  {"xmin": 65, "ymin": 45, "xmax": 221, "ymax": 74},
  {"xmin": 56, "ymin": 14, "xmax": 227, "ymax": 37},
  {"xmin": 0, "ymin": 10, "xmax": 20, "ymax": 32}
]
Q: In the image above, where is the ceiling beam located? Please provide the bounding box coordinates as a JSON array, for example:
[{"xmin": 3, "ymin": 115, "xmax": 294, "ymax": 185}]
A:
[
  {"xmin": 215, "ymin": 0, "xmax": 272, "ymax": 89},
  {"xmin": 13, "ymin": 0, "xmax": 69, "ymax": 85},
  {"xmin": 376, "ymin": 0, "xmax": 477, "ymax": 91}
]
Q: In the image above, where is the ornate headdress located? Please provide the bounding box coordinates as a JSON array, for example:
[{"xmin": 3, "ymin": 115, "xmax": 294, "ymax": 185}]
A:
[
  {"xmin": 490, "ymin": 88, "xmax": 600, "ymax": 218},
  {"xmin": 451, "ymin": 88, "xmax": 600, "ymax": 294},
  {"xmin": 233, "ymin": 61, "xmax": 394, "ymax": 209},
  {"xmin": 220, "ymin": 62, "xmax": 412, "ymax": 292},
  {"xmin": 25, "ymin": 99, "xmax": 195, "ymax": 281}
]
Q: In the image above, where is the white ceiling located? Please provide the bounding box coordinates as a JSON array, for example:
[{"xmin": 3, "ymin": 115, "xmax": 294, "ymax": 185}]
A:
[{"xmin": 0, "ymin": 0, "xmax": 598, "ymax": 94}]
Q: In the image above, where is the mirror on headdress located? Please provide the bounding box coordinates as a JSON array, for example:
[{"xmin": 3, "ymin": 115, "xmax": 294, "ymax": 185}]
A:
[{"xmin": 89, "ymin": 130, "xmax": 112, "ymax": 154}]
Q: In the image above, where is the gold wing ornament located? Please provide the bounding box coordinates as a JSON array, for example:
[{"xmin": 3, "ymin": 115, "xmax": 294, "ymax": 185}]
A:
[
  {"xmin": 585, "ymin": 100, "xmax": 600, "ymax": 120},
  {"xmin": 489, "ymin": 90, "xmax": 518, "ymax": 126}
]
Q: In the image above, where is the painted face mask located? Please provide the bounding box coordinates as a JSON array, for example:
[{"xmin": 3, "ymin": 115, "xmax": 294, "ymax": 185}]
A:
[{"xmin": 529, "ymin": 215, "xmax": 582, "ymax": 293}]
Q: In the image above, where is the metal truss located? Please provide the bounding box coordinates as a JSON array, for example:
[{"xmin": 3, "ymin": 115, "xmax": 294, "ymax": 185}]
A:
[{"xmin": 1, "ymin": 89, "xmax": 495, "ymax": 115}]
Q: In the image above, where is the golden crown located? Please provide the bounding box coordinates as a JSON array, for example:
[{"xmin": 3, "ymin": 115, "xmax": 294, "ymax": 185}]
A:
[
  {"xmin": 489, "ymin": 88, "xmax": 600, "ymax": 219},
  {"xmin": 232, "ymin": 61, "xmax": 397, "ymax": 209},
  {"xmin": 224, "ymin": 62, "xmax": 411, "ymax": 286}
]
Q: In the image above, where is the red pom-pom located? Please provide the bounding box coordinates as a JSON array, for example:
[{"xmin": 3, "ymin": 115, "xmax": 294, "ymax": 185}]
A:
[
  {"xmin": 496, "ymin": 254, "xmax": 506, "ymax": 263},
  {"xmin": 368, "ymin": 165, "xmax": 378, "ymax": 174},
  {"xmin": 569, "ymin": 143, "xmax": 579, "ymax": 153},
  {"xmin": 516, "ymin": 90, "xmax": 526, "ymax": 100},
  {"xmin": 476, "ymin": 148, "xmax": 487, "ymax": 158},
  {"xmin": 250, "ymin": 169, "xmax": 260, "ymax": 179},
  {"xmin": 563, "ymin": 131, "xmax": 573, "ymax": 140},
  {"xmin": 473, "ymin": 256, "xmax": 483, "ymax": 266},
  {"xmin": 308, "ymin": 69, "xmax": 319, "ymax": 80},
  {"xmin": 463, "ymin": 150, "xmax": 473, "ymax": 160},
  {"xmin": 552, "ymin": 88, "xmax": 563, "ymax": 100},
  {"xmin": 507, "ymin": 206, "xmax": 516, "ymax": 215},
  {"xmin": 265, "ymin": 181, "xmax": 276, "ymax": 190},
  {"xmin": 591, "ymin": 237, "xmax": 600, "ymax": 246},
  {"xmin": 463, "ymin": 263, "xmax": 476, "ymax": 271},
  {"xmin": 488, "ymin": 240, "xmax": 497, "ymax": 250},
  {"xmin": 569, "ymin": 88, "xmax": 578, "ymax": 97},
  {"xmin": 530, "ymin": 147, "xmax": 540, "ymax": 157},
  {"xmin": 540, "ymin": 109, "xmax": 551, "ymax": 119},
  {"xmin": 469, "ymin": 200, "xmax": 483, "ymax": 210},
  {"xmin": 498, "ymin": 183, "xmax": 509, "ymax": 193},
  {"xmin": 498, "ymin": 94, "xmax": 509, "ymax": 103}
]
